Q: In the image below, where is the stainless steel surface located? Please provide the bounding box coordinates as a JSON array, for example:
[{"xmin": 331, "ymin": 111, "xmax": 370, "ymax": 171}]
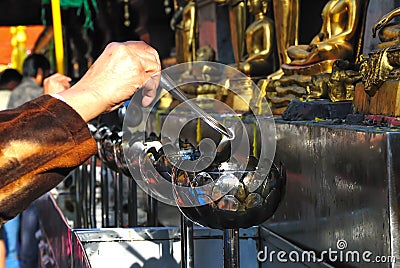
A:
[
  {"xmin": 114, "ymin": 171, "xmax": 123, "ymax": 227},
  {"xmin": 388, "ymin": 133, "xmax": 400, "ymax": 268},
  {"xmin": 36, "ymin": 191, "xmax": 260, "ymax": 267},
  {"xmin": 159, "ymin": 73, "xmax": 233, "ymax": 139},
  {"xmin": 71, "ymin": 231, "xmax": 91, "ymax": 268},
  {"xmin": 224, "ymin": 229, "xmax": 240, "ymax": 268},
  {"xmin": 147, "ymin": 194, "xmax": 158, "ymax": 226},
  {"xmin": 89, "ymin": 155, "xmax": 97, "ymax": 228},
  {"xmin": 181, "ymin": 215, "xmax": 194, "ymax": 268},
  {"xmin": 263, "ymin": 120, "xmax": 400, "ymax": 267},
  {"xmin": 100, "ymin": 162, "xmax": 110, "ymax": 227},
  {"xmin": 128, "ymin": 177, "xmax": 138, "ymax": 227},
  {"xmin": 75, "ymin": 226, "xmax": 259, "ymax": 268},
  {"xmin": 259, "ymin": 226, "xmax": 334, "ymax": 267},
  {"xmin": 145, "ymin": 113, "xmax": 400, "ymax": 266}
]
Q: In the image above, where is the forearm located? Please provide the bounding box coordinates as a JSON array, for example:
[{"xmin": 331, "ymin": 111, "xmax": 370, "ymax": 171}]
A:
[
  {"xmin": 57, "ymin": 85, "xmax": 105, "ymax": 122},
  {"xmin": 0, "ymin": 95, "xmax": 96, "ymax": 223}
]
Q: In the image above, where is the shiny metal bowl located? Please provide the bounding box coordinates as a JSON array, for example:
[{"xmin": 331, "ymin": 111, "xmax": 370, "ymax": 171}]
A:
[{"xmin": 171, "ymin": 160, "xmax": 286, "ymax": 230}]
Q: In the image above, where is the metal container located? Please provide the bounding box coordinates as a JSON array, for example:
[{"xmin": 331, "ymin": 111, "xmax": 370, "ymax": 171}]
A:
[{"xmin": 263, "ymin": 120, "xmax": 400, "ymax": 267}]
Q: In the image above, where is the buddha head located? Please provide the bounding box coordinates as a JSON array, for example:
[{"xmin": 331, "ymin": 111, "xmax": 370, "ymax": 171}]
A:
[{"xmin": 247, "ymin": 0, "xmax": 268, "ymax": 16}]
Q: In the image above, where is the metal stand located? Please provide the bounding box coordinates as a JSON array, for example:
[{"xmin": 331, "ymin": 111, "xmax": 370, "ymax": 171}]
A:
[
  {"xmin": 113, "ymin": 171, "xmax": 123, "ymax": 227},
  {"xmin": 223, "ymin": 229, "xmax": 240, "ymax": 268},
  {"xmin": 180, "ymin": 214, "xmax": 194, "ymax": 268},
  {"xmin": 100, "ymin": 163, "xmax": 110, "ymax": 227},
  {"xmin": 147, "ymin": 195, "xmax": 158, "ymax": 226},
  {"xmin": 127, "ymin": 177, "xmax": 137, "ymax": 227}
]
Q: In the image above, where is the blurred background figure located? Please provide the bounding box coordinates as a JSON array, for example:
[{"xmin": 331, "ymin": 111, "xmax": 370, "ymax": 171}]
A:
[
  {"xmin": 7, "ymin": 54, "xmax": 50, "ymax": 109},
  {"xmin": 0, "ymin": 68, "xmax": 22, "ymax": 110}
]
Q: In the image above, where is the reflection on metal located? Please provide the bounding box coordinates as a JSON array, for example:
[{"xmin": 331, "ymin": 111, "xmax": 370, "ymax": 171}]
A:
[
  {"xmin": 181, "ymin": 215, "xmax": 194, "ymax": 268},
  {"xmin": 90, "ymin": 123, "xmax": 155, "ymax": 228},
  {"xmin": 259, "ymin": 227, "xmax": 334, "ymax": 267},
  {"xmin": 262, "ymin": 120, "xmax": 400, "ymax": 267},
  {"xmin": 35, "ymin": 110, "xmax": 400, "ymax": 267},
  {"xmin": 145, "ymin": 113, "xmax": 400, "ymax": 266},
  {"xmin": 387, "ymin": 134, "xmax": 400, "ymax": 267},
  {"xmin": 224, "ymin": 229, "xmax": 240, "ymax": 268},
  {"xmin": 36, "ymin": 193, "xmax": 260, "ymax": 268},
  {"xmin": 75, "ymin": 227, "xmax": 259, "ymax": 268}
]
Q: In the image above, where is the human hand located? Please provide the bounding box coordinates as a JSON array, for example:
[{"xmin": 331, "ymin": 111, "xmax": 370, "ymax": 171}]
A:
[
  {"xmin": 59, "ymin": 41, "xmax": 161, "ymax": 122},
  {"xmin": 44, "ymin": 73, "xmax": 71, "ymax": 95}
]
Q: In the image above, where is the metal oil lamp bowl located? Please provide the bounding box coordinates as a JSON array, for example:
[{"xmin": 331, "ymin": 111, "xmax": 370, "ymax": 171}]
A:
[{"xmin": 171, "ymin": 158, "xmax": 286, "ymax": 230}]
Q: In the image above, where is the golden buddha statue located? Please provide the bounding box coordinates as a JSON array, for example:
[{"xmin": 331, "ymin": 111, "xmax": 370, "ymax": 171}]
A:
[
  {"xmin": 235, "ymin": 0, "xmax": 275, "ymax": 77},
  {"xmin": 308, "ymin": 60, "xmax": 362, "ymax": 101},
  {"xmin": 214, "ymin": 0, "xmax": 247, "ymax": 63},
  {"xmin": 259, "ymin": 0, "xmax": 369, "ymax": 114},
  {"xmin": 272, "ymin": 0, "xmax": 299, "ymax": 72},
  {"xmin": 358, "ymin": 7, "xmax": 400, "ymax": 97},
  {"xmin": 254, "ymin": 0, "xmax": 299, "ymax": 112},
  {"xmin": 372, "ymin": 7, "xmax": 400, "ymax": 49},
  {"xmin": 286, "ymin": 0, "xmax": 365, "ymax": 67},
  {"xmin": 355, "ymin": 10, "xmax": 400, "ymax": 117},
  {"xmin": 172, "ymin": 0, "xmax": 198, "ymax": 63}
]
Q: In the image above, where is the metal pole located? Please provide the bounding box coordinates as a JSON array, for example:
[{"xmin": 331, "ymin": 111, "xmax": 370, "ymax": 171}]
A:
[
  {"xmin": 101, "ymin": 163, "xmax": 109, "ymax": 227},
  {"xmin": 81, "ymin": 163, "xmax": 89, "ymax": 228},
  {"xmin": 147, "ymin": 195, "xmax": 158, "ymax": 226},
  {"xmin": 127, "ymin": 177, "xmax": 137, "ymax": 227},
  {"xmin": 223, "ymin": 229, "xmax": 240, "ymax": 268},
  {"xmin": 90, "ymin": 155, "xmax": 97, "ymax": 228},
  {"xmin": 74, "ymin": 168, "xmax": 82, "ymax": 228},
  {"xmin": 113, "ymin": 171, "xmax": 123, "ymax": 227},
  {"xmin": 180, "ymin": 214, "xmax": 194, "ymax": 268}
]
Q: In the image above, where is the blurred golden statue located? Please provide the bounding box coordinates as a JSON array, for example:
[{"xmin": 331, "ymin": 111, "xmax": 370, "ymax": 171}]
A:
[
  {"xmin": 215, "ymin": 0, "xmax": 247, "ymax": 63},
  {"xmin": 171, "ymin": 0, "xmax": 198, "ymax": 63},
  {"xmin": 353, "ymin": 7, "xmax": 400, "ymax": 117},
  {"xmin": 260, "ymin": 0, "xmax": 369, "ymax": 114},
  {"xmin": 235, "ymin": 0, "xmax": 275, "ymax": 77},
  {"xmin": 359, "ymin": 7, "xmax": 400, "ymax": 96},
  {"xmin": 272, "ymin": 0, "xmax": 299, "ymax": 70},
  {"xmin": 286, "ymin": 0, "xmax": 366, "ymax": 67},
  {"xmin": 309, "ymin": 60, "xmax": 362, "ymax": 101},
  {"xmin": 254, "ymin": 0, "xmax": 299, "ymax": 112},
  {"xmin": 372, "ymin": 7, "xmax": 400, "ymax": 48},
  {"xmin": 10, "ymin": 26, "xmax": 27, "ymax": 72}
]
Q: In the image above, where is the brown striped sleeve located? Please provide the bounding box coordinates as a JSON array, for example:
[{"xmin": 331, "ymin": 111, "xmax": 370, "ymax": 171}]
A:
[{"xmin": 0, "ymin": 95, "xmax": 97, "ymax": 223}]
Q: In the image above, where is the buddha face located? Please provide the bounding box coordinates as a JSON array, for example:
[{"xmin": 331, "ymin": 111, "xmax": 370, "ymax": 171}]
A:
[{"xmin": 247, "ymin": 0, "xmax": 268, "ymax": 15}]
